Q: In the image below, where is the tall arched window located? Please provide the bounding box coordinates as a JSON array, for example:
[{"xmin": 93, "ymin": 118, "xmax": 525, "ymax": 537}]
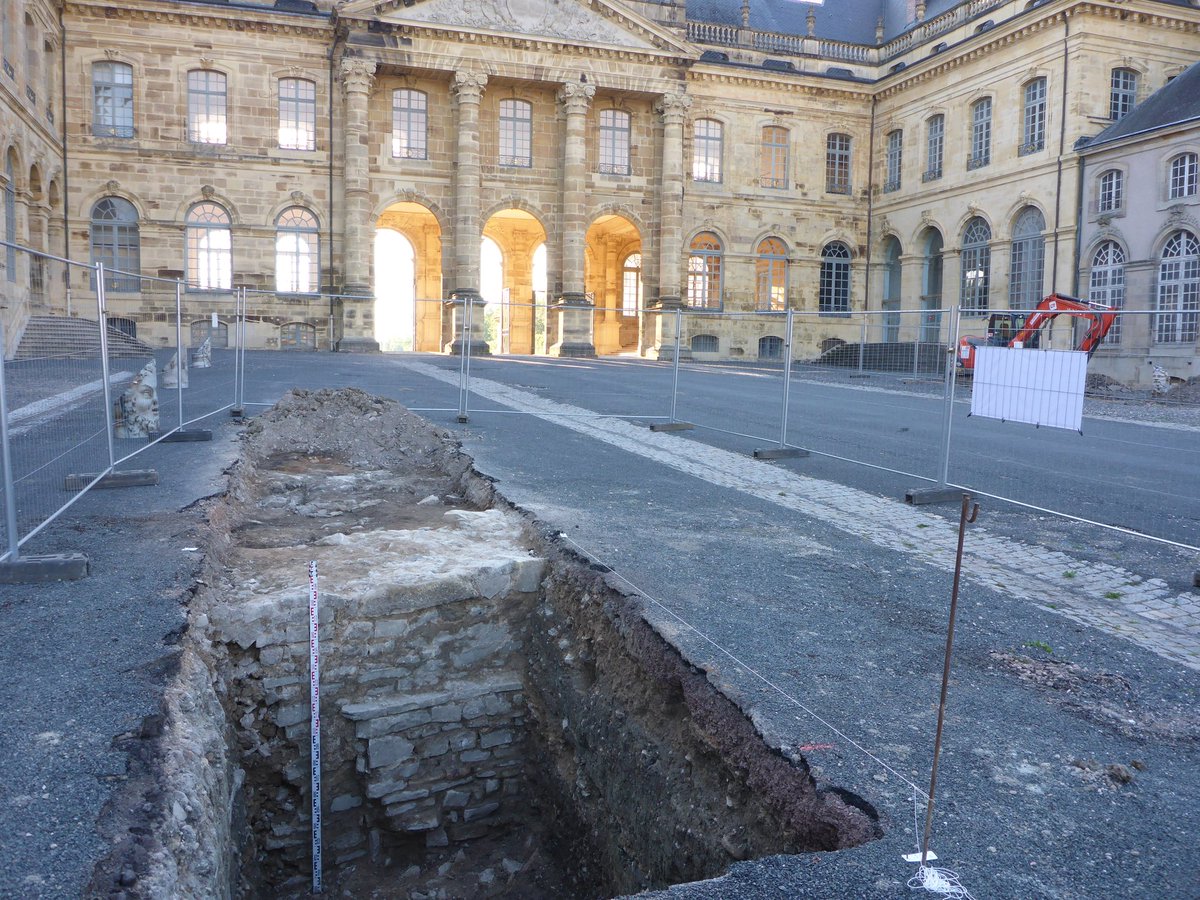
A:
[
  {"xmin": 755, "ymin": 237, "xmax": 787, "ymax": 311},
  {"xmin": 960, "ymin": 217, "xmax": 991, "ymax": 313},
  {"xmin": 621, "ymin": 252, "xmax": 642, "ymax": 315},
  {"xmin": 687, "ymin": 232, "xmax": 722, "ymax": 310},
  {"xmin": 1009, "ymin": 207, "xmax": 1046, "ymax": 309},
  {"xmin": 819, "ymin": 241, "xmax": 851, "ymax": 315},
  {"xmin": 186, "ymin": 202, "xmax": 232, "ymax": 290},
  {"xmin": 969, "ymin": 98, "xmax": 992, "ymax": 169},
  {"xmin": 3, "ymin": 154, "xmax": 14, "ymax": 282},
  {"xmin": 275, "ymin": 207, "xmax": 319, "ymax": 293},
  {"xmin": 1089, "ymin": 241, "xmax": 1125, "ymax": 344},
  {"xmin": 1021, "ymin": 78, "xmax": 1047, "ymax": 154},
  {"xmin": 90, "ymin": 198, "xmax": 140, "ymax": 292},
  {"xmin": 1157, "ymin": 230, "xmax": 1199, "ymax": 344}
]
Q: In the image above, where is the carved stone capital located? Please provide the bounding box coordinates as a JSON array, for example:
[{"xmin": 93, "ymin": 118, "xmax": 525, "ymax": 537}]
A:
[
  {"xmin": 557, "ymin": 81, "xmax": 596, "ymax": 116},
  {"xmin": 655, "ymin": 92, "xmax": 692, "ymax": 126},
  {"xmin": 339, "ymin": 58, "xmax": 377, "ymax": 95},
  {"xmin": 452, "ymin": 70, "xmax": 488, "ymax": 103}
]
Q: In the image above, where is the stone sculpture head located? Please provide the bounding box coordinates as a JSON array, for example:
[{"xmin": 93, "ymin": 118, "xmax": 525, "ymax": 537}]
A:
[
  {"xmin": 191, "ymin": 336, "xmax": 213, "ymax": 369},
  {"xmin": 114, "ymin": 359, "xmax": 159, "ymax": 438},
  {"xmin": 162, "ymin": 351, "xmax": 188, "ymax": 389}
]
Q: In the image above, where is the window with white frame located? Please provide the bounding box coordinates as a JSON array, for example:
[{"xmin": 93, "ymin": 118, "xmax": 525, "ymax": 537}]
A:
[
  {"xmin": 1168, "ymin": 152, "xmax": 1198, "ymax": 199},
  {"xmin": 884, "ymin": 129, "xmax": 902, "ymax": 192},
  {"xmin": 621, "ymin": 252, "xmax": 642, "ymax": 315},
  {"xmin": 819, "ymin": 241, "xmax": 851, "ymax": 314},
  {"xmin": 392, "ymin": 89, "xmax": 427, "ymax": 159},
  {"xmin": 924, "ymin": 114, "xmax": 944, "ymax": 181},
  {"xmin": 599, "ymin": 109, "xmax": 631, "ymax": 175},
  {"xmin": 187, "ymin": 70, "xmax": 227, "ymax": 144},
  {"xmin": 969, "ymin": 97, "xmax": 991, "ymax": 169},
  {"xmin": 1009, "ymin": 207, "xmax": 1046, "ymax": 310},
  {"xmin": 960, "ymin": 217, "xmax": 991, "ymax": 313},
  {"xmin": 1109, "ymin": 68, "xmax": 1138, "ymax": 121},
  {"xmin": 499, "ymin": 99, "xmax": 532, "ymax": 167},
  {"xmin": 278, "ymin": 78, "xmax": 316, "ymax": 151},
  {"xmin": 93, "ymin": 61, "xmax": 134, "ymax": 138},
  {"xmin": 755, "ymin": 237, "xmax": 788, "ymax": 311},
  {"xmin": 90, "ymin": 198, "xmax": 140, "ymax": 292},
  {"xmin": 687, "ymin": 232, "xmax": 723, "ymax": 309},
  {"xmin": 1097, "ymin": 169, "xmax": 1124, "ymax": 213},
  {"xmin": 692, "ymin": 118, "xmax": 723, "ymax": 183},
  {"xmin": 1156, "ymin": 230, "xmax": 1199, "ymax": 344},
  {"xmin": 186, "ymin": 201, "xmax": 232, "ymax": 290},
  {"xmin": 1021, "ymin": 78, "xmax": 1046, "ymax": 154},
  {"xmin": 275, "ymin": 207, "xmax": 319, "ymax": 293},
  {"xmin": 1089, "ymin": 240, "xmax": 1125, "ymax": 344},
  {"xmin": 826, "ymin": 133, "xmax": 852, "ymax": 194},
  {"xmin": 760, "ymin": 126, "xmax": 788, "ymax": 190}
]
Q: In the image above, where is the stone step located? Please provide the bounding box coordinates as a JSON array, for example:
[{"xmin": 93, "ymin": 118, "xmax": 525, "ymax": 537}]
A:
[{"xmin": 15, "ymin": 316, "xmax": 156, "ymax": 360}]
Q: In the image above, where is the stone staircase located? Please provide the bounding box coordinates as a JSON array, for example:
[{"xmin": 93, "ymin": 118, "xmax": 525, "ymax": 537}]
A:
[{"xmin": 14, "ymin": 316, "xmax": 155, "ymax": 360}]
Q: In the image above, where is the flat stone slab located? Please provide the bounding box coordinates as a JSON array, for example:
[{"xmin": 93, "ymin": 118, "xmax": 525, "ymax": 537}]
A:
[
  {"xmin": 63, "ymin": 469, "xmax": 159, "ymax": 491},
  {"xmin": 649, "ymin": 421, "xmax": 695, "ymax": 432},
  {"xmin": 904, "ymin": 486, "xmax": 968, "ymax": 506},
  {"xmin": 753, "ymin": 447, "xmax": 809, "ymax": 460},
  {"xmin": 0, "ymin": 553, "xmax": 90, "ymax": 583}
]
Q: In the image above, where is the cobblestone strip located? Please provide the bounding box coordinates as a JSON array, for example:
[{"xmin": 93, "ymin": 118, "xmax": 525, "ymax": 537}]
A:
[{"xmin": 406, "ymin": 362, "xmax": 1200, "ymax": 671}]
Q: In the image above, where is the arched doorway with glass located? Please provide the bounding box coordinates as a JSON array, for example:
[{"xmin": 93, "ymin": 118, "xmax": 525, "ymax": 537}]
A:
[
  {"xmin": 481, "ymin": 208, "xmax": 548, "ymax": 354},
  {"xmin": 881, "ymin": 235, "xmax": 902, "ymax": 343},
  {"xmin": 374, "ymin": 200, "xmax": 442, "ymax": 352},
  {"xmin": 920, "ymin": 227, "xmax": 944, "ymax": 344},
  {"xmin": 585, "ymin": 214, "xmax": 643, "ymax": 355}
]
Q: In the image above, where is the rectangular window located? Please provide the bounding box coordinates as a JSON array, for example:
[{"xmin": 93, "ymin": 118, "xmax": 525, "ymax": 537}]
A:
[
  {"xmin": 499, "ymin": 99, "xmax": 532, "ymax": 167},
  {"xmin": 1169, "ymin": 153, "xmax": 1198, "ymax": 199},
  {"xmin": 924, "ymin": 115, "xmax": 943, "ymax": 182},
  {"xmin": 1109, "ymin": 68, "xmax": 1138, "ymax": 121},
  {"xmin": 692, "ymin": 119, "xmax": 723, "ymax": 183},
  {"xmin": 392, "ymin": 89, "xmax": 428, "ymax": 159},
  {"xmin": 825, "ymin": 133, "xmax": 851, "ymax": 194},
  {"xmin": 884, "ymin": 130, "xmax": 902, "ymax": 193},
  {"xmin": 1098, "ymin": 170, "xmax": 1124, "ymax": 213},
  {"xmin": 598, "ymin": 109, "xmax": 631, "ymax": 175},
  {"xmin": 969, "ymin": 98, "xmax": 991, "ymax": 169},
  {"xmin": 93, "ymin": 61, "xmax": 134, "ymax": 138},
  {"xmin": 187, "ymin": 70, "xmax": 227, "ymax": 145},
  {"xmin": 760, "ymin": 126, "xmax": 788, "ymax": 190},
  {"xmin": 1021, "ymin": 78, "xmax": 1047, "ymax": 155},
  {"xmin": 278, "ymin": 78, "xmax": 316, "ymax": 151}
]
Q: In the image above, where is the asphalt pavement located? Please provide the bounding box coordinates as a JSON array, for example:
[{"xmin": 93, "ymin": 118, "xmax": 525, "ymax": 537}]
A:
[{"xmin": 1, "ymin": 349, "xmax": 1196, "ymax": 899}]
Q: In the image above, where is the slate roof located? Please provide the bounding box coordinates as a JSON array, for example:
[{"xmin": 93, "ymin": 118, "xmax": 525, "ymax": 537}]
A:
[{"xmin": 1084, "ymin": 58, "xmax": 1200, "ymax": 149}]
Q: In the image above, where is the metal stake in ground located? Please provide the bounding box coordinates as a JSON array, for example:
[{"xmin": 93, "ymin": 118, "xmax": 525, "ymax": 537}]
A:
[
  {"xmin": 921, "ymin": 493, "xmax": 979, "ymax": 867},
  {"xmin": 308, "ymin": 560, "xmax": 323, "ymax": 894}
]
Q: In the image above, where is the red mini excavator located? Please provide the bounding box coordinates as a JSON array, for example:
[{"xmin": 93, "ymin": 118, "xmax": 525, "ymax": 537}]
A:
[{"xmin": 956, "ymin": 293, "xmax": 1118, "ymax": 374}]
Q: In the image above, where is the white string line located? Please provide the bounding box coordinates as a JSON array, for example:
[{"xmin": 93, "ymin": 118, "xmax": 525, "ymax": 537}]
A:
[
  {"xmin": 557, "ymin": 531, "xmax": 931, "ymax": 800},
  {"xmin": 907, "ymin": 788, "xmax": 977, "ymax": 899}
]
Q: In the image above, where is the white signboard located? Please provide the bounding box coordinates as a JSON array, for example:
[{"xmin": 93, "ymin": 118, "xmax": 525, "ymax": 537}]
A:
[{"xmin": 970, "ymin": 347, "xmax": 1088, "ymax": 431}]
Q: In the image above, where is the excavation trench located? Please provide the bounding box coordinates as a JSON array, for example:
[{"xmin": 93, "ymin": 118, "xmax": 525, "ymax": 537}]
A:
[{"xmin": 137, "ymin": 389, "xmax": 879, "ymax": 898}]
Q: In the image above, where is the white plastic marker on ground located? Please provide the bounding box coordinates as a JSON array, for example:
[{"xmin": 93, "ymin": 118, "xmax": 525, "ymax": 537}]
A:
[{"xmin": 308, "ymin": 560, "xmax": 323, "ymax": 894}]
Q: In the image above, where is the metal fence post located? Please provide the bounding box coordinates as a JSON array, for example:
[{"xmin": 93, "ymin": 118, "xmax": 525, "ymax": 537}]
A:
[
  {"xmin": 669, "ymin": 307, "xmax": 683, "ymax": 424},
  {"xmin": 456, "ymin": 296, "xmax": 472, "ymax": 423},
  {"xmin": 239, "ymin": 286, "xmax": 248, "ymax": 410},
  {"xmin": 779, "ymin": 308, "xmax": 795, "ymax": 448},
  {"xmin": 937, "ymin": 306, "xmax": 962, "ymax": 486},
  {"xmin": 0, "ymin": 318, "xmax": 20, "ymax": 561},
  {"xmin": 175, "ymin": 280, "xmax": 185, "ymax": 428},
  {"xmin": 858, "ymin": 314, "xmax": 866, "ymax": 373},
  {"xmin": 96, "ymin": 263, "xmax": 117, "ymax": 470}
]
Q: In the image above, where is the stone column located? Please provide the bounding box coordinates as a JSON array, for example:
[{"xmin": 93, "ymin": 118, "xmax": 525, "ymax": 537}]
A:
[
  {"xmin": 899, "ymin": 253, "xmax": 924, "ymax": 342},
  {"xmin": 446, "ymin": 70, "xmax": 490, "ymax": 355},
  {"xmin": 941, "ymin": 248, "xmax": 963, "ymax": 348},
  {"xmin": 649, "ymin": 92, "xmax": 691, "ymax": 360},
  {"xmin": 338, "ymin": 58, "xmax": 380, "ymax": 351},
  {"xmin": 550, "ymin": 80, "xmax": 596, "ymax": 358}
]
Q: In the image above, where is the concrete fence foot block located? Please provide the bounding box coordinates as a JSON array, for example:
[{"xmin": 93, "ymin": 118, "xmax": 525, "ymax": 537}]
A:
[
  {"xmin": 161, "ymin": 430, "xmax": 213, "ymax": 443},
  {"xmin": 456, "ymin": 415, "xmax": 470, "ymax": 424},
  {"xmin": 230, "ymin": 407, "xmax": 245, "ymax": 419},
  {"xmin": 1193, "ymin": 570, "xmax": 1200, "ymax": 589},
  {"xmin": 0, "ymin": 553, "xmax": 89, "ymax": 583},
  {"xmin": 905, "ymin": 487, "xmax": 967, "ymax": 506},
  {"xmin": 650, "ymin": 422, "xmax": 695, "ymax": 432},
  {"xmin": 753, "ymin": 447, "xmax": 809, "ymax": 460},
  {"xmin": 64, "ymin": 470, "xmax": 160, "ymax": 491}
]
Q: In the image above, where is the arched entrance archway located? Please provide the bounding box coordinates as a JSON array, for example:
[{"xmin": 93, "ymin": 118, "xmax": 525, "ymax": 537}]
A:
[
  {"xmin": 482, "ymin": 208, "xmax": 547, "ymax": 354},
  {"xmin": 375, "ymin": 201, "xmax": 442, "ymax": 352},
  {"xmin": 585, "ymin": 214, "xmax": 642, "ymax": 355}
]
